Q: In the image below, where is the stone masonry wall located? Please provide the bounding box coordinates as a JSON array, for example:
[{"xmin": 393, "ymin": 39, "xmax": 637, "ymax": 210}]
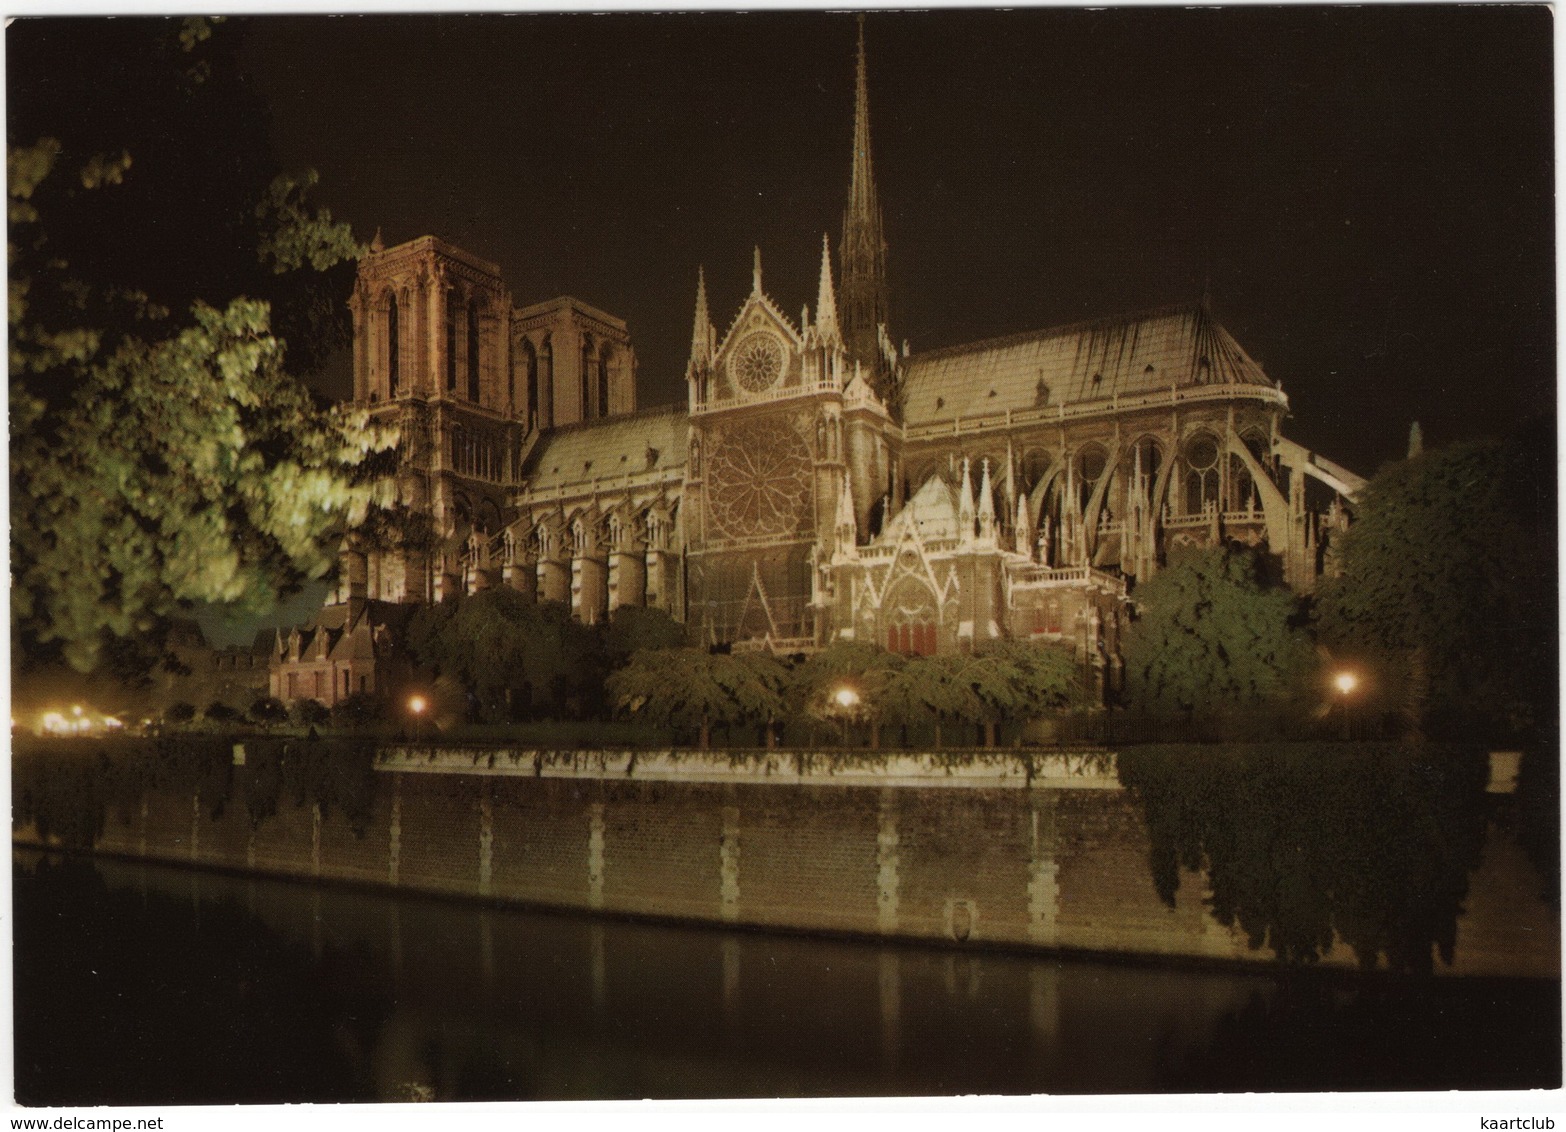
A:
[{"xmin": 22, "ymin": 747, "xmax": 1559, "ymax": 978}]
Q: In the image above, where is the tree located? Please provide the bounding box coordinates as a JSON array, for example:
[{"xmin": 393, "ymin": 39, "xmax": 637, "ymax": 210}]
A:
[
  {"xmin": 1123, "ymin": 546, "xmax": 1315, "ymax": 735},
  {"xmin": 164, "ymin": 701, "xmax": 196, "ymax": 725},
  {"xmin": 330, "ymin": 692, "xmax": 382, "ymax": 731},
  {"xmin": 607, "ymin": 648, "xmax": 785, "ymax": 749},
  {"xmin": 601, "ymin": 605, "xmax": 687, "ymax": 666},
  {"xmin": 411, "ymin": 590, "xmax": 603, "ymax": 722},
  {"xmin": 248, "ymin": 696, "xmax": 289, "ymax": 727},
  {"xmin": 9, "ymin": 19, "xmax": 395, "ymax": 675},
  {"xmin": 977, "ymin": 638, "xmax": 1082, "ymax": 743},
  {"xmin": 788, "ymin": 640, "xmax": 906, "ymax": 747},
  {"xmin": 203, "ymin": 701, "xmax": 241, "ymax": 725},
  {"xmin": 1316, "ymin": 429, "xmax": 1554, "ymax": 742},
  {"xmin": 291, "ymin": 698, "xmax": 331, "ymax": 727},
  {"xmin": 876, "ymin": 653, "xmax": 1011, "ymax": 749}
]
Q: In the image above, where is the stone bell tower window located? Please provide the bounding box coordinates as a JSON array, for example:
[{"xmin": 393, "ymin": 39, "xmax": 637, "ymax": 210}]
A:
[{"xmin": 387, "ymin": 294, "xmax": 400, "ymax": 396}]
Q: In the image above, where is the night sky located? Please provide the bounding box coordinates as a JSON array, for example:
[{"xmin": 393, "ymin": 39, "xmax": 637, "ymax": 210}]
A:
[{"xmin": 232, "ymin": 7, "xmax": 1554, "ymax": 479}]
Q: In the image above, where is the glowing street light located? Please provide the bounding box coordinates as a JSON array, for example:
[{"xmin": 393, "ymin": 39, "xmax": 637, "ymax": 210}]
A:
[
  {"xmin": 407, "ymin": 694, "xmax": 428, "ymax": 717},
  {"xmin": 1332, "ymin": 670, "xmax": 1359, "ymax": 739},
  {"xmin": 830, "ymin": 685, "xmax": 861, "ymax": 747}
]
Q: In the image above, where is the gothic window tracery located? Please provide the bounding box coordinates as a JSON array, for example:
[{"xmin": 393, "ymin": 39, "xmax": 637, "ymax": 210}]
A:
[
  {"xmin": 1020, "ymin": 448, "xmax": 1052, "ymax": 493},
  {"xmin": 1074, "ymin": 442, "xmax": 1109, "ymax": 510},
  {"xmin": 884, "ymin": 578, "xmax": 939, "ymax": 655},
  {"xmin": 705, "ymin": 419, "xmax": 812, "ymax": 540},
  {"xmin": 1183, "ymin": 432, "xmax": 1221, "ymax": 513},
  {"xmin": 731, "ymin": 332, "xmax": 785, "ymax": 393}
]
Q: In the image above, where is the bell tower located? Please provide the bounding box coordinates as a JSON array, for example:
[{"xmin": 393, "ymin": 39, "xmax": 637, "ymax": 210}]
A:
[{"xmin": 346, "ymin": 235, "xmax": 522, "ymax": 603}]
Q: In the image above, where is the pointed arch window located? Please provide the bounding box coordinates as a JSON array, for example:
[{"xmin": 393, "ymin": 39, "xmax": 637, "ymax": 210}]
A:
[
  {"xmin": 540, "ymin": 336, "xmax": 555, "ymax": 427},
  {"xmin": 445, "ymin": 291, "xmax": 459, "ymax": 392},
  {"xmin": 521, "ymin": 339, "xmax": 539, "ymax": 425},
  {"xmin": 1183, "ymin": 433, "xmax": 1221, "ymax": 514},
  {"xmin": 597, "ymin": 346, "xmax": 611, "ymax": 418},
  {"xmin": 467, "ymin": 304, "xmax": 481, "ymax": 402},
  {"xmin": 386, "ymin": 294, "xmax": 400, "ymax": 396}
]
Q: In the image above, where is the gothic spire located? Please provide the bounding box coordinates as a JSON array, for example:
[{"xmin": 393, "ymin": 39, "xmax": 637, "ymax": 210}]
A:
[
  {"xmin": 1015, "ymin": 493, "xmax": 1033, "ymax": 557},
  {"xmin": 976, "ymin": 457, "xmax": 996, "ymax": 543},
  {"xmin": 835, "ymin": 473, "xmax": 858, "ymax": 554},
  {"xmin": 957, "ymin": 455, "xmax": 976, "ymax": 543},
  {"xmin": 840, "ymin": 14, "xmax": 890, "ymax": 395},
  {"xmin": 752, "ymin": 246, "xmax": 764, "ymax": 295},
  {"xmin": 690, "ymin": 265, "xmax": 714, "ymax": 367},
  {"xmin": 815, "ymin": 233, "xmax": 842, "ymax": 346}
]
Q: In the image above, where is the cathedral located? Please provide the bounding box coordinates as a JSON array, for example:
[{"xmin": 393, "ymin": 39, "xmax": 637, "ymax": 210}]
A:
[{"xmin": 271, "ymin": 21, "xmax": 1364, "ymax": 706}]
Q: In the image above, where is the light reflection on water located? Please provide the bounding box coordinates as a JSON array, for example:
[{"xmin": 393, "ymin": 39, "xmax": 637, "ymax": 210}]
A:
[{"xmin": 13, "ymin": 850, "xmax": 1559, "ymax": 1104}]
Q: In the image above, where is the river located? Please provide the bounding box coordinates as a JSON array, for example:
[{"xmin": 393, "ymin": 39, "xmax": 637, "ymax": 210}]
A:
[{"xmin": 13, "ymin": 849, "xmax": 1559, "ymax": 1104}]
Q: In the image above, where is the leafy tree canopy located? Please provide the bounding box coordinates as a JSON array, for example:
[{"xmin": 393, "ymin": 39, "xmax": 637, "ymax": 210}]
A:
[
  {"xmin": 601, "ymin": 604, "xmax": 687, "ymax": 666},
  {"xmin": 788, "ymin": 640, "xmax": 906, "ymax": 723},
  {"xmin": 1123, "ymin": 546, "xmax": 1315, "ymax": 730},
  {"xmin": 408, "ymin": 590, "xmax": 603, "ymax": 722},
  {"xmin": 607, "ymin": 648, "xmax": 786, "ymax": 747},
  {"xmin": 1315, "ymin": 428, "xmax": 1554, "ymax": 740},
  {"xmin": 10, "ymin": 18, "xmax": 394, "ymax": 674}
]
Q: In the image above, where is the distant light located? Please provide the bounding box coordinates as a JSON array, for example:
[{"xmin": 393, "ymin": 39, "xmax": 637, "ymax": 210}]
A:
[
  {"xmin": 1333, "ymin": 672, "xmax": 1359, "ymax": 696},
  {"xmin": 833, "ymin": 686, "xmax": 860, "ymax": 710},
  {"xmin": 408, "ymin": 695, "xmax": 428, "ymax": 716},
  {"xmin": 71, "ymin": 705, "xmax": 84, "ymax": 717}
]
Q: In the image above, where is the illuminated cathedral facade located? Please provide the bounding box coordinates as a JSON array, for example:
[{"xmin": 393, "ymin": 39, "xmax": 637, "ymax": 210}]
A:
[{"xmin": 272, "ymin": 21, "xmax": 1363, "ymax": 704}]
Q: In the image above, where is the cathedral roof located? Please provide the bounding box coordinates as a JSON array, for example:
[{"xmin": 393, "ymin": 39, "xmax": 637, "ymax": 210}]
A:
[
  {"xmin": 883, "ymin": 471, "xmax": 966, "ymax": 544},
  {"xmin": 901, "ymin": 303, "xmax": 1275, "ymax": 427},
  {"xmin": 520, "ymin": 403, "xmax": 689, "ymax": 494}
]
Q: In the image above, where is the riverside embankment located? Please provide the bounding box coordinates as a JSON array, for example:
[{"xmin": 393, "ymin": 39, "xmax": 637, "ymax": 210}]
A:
[{"xmin": 12, "ymin": 737, "xmax": 1558, "ymax": 976}]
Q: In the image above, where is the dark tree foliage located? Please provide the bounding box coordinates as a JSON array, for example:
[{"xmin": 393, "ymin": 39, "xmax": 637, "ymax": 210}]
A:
[
  {"xmin": 291, "ymin": 698, "xmax": 331, "ymax": 727},
  {"xmin": 788, "ymin": 640, "xmax": 906, "ymax": 745},
  {"xmin": 1119, "ymin": 743, "xmax": 1489, "ymax": 971},
  {"xmin": 7, "ymin": 17, "xmax": 358, "ymax": 382},
  {"xmin": 1316, "ymin": 426, "xmax": 1556, "ymax": 744},
  {"xmin": 164, "ymin": 702, "xmax": 196, "ymax": 724},
  {"xmin": 248, "ymin": 696, "xmax": 289, "ymax": 726},
  {"xmin": 607, "ymin": 648, "xmax": 786, "ymax": 748},
  {"xmin": 9, "ymin": 18, "xmax": 391, "ymax": 675},
  {"xmin": 407, "ymin": 590, "xmax": 604, "ymax": 722},
  {"xmin": 14, "ymin": 734, "xmax": 380, "ymax": 851},
  {"xmin": 1123, "ymin": 546, "xmax": 1316, "ymax": 736},
  {"xmin": 329, "ymin": 692, "xmax": 383, "ymax": 731},
  {"xmin": 601, "ymin": 604, "xmax": 687, "ymax": 666},
  {"xmin": 204, "ymin": 701, "xmax": 241, "ymax": 724}
]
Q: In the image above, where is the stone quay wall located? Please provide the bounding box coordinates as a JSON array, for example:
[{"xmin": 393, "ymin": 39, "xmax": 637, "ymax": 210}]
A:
[{"xmin": 14, "ymin": 744, "xmax": 1558, "ymax": 977}]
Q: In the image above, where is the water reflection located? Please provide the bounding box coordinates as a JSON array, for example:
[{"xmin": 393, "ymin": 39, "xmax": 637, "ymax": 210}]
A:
[
  {"xmin": 14, "ymin": 850, "xmax": 1559, "ymax": 1104},
  {"xmin": 1119, "ymin": 742, "xmax": 1491, "ymax": 970}
]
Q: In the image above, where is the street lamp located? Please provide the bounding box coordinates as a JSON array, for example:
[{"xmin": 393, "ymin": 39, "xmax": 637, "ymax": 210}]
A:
[
  {"xmin": 1332, "ymin": 670, "xmax": 1358, "ymax": 739},
  {"xmin": 831, "ymin": 685, "xmax": 860, "ymax": 747},
  {"xmin": 407, "ymin": 694, "xmax": 428, "ymax": 716}
]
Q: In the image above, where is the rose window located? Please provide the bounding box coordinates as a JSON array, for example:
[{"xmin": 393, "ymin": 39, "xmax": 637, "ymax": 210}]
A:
[
  {"xmin": 706, "ymin": 420, "xmax": 812, "ymax": 540},
  {"xmin": 730, "ymin": 332, "xmax": 786, "ymax": 393}
]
